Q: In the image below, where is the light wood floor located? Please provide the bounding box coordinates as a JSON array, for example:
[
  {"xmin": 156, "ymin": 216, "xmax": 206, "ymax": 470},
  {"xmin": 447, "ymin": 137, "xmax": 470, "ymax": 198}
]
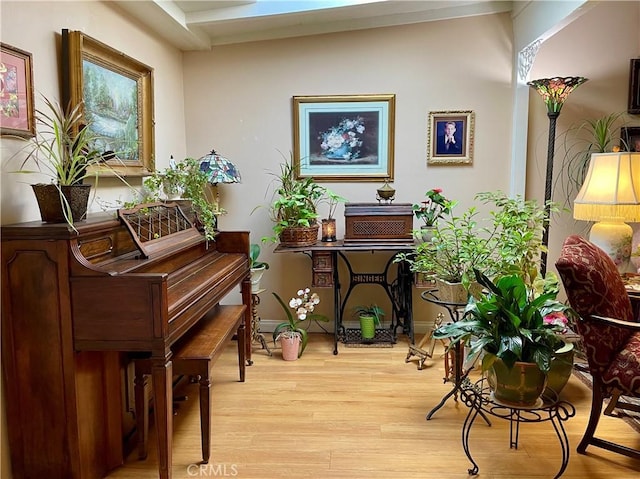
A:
[{"xmin": 106, "ymin": 333, "xmax": 640, "ymax": 479}]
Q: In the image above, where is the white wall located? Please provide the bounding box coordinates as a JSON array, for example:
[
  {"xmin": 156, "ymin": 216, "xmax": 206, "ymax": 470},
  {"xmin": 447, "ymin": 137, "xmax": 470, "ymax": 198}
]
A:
[
  {"xmin": 0, "ymin": 0, "xmax": 188, "ymax": 224},
  {"xmin": 526, "ymin": 1, "xmax": 640, "ymax": 278},
  {"xmin": 181, "ymin": 13, "xmax": 515, "ymax": 327}
]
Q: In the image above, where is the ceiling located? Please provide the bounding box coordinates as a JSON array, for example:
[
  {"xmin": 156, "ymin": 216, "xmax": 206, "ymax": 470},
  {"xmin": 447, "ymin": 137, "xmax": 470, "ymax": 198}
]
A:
[{"xmin": 112, "ymin": 0, "xmax": 514, "ymax": 51}]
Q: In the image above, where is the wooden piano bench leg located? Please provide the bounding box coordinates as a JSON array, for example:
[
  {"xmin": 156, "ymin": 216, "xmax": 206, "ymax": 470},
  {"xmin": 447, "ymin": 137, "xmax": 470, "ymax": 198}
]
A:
[
  {"xmin": 197, "ymin": 369, "xmax": 212, "ymax": 464},
  {"xmin": 237, "ymin": 322, "xmax": 246, "ymax": 382},
  {"xmin": 171, "ymin": 304, "xmax": 247, "ymax": 464}
]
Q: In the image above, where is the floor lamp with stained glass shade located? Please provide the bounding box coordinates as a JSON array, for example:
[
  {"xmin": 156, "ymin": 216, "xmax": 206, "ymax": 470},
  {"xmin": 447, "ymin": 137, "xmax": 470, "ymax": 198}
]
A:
[
  {"xmin": 527, "ymin": 76, "xmax": 588, "ymax": 276},
  {"xmin": 574, "ymin": 151, "xmax": 640, "ymax": 273},
  {"xmin": 198, "ymin": 149, "xmax": 242, "ymax": 216}
]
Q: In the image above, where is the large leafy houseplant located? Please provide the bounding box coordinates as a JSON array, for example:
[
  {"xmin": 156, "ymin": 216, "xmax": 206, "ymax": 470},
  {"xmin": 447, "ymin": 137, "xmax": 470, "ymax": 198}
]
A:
[
  {"xmin": 434, "ymin": 269, "xmax": 571, "ymax": 373},
  {"xmin": 272, "ymin": 287, "xmax": 328, "ymax": 357},
  {"xmin": 396, "ymin": 191, "xmax": 555, "ymax": 290}
]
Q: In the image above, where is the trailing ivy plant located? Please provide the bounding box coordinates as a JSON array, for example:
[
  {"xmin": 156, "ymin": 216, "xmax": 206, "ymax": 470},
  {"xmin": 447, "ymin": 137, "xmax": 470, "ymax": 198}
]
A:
[{"xmin": 142, "ymin": 157, "xmax": 218, "ymax": 241}]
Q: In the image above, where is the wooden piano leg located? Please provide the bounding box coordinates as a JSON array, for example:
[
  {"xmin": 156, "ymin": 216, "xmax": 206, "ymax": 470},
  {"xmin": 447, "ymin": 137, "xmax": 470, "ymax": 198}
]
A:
[
  {"xmin": 152, "ymin": 357, "xmax": 173, "ymax": 479},
  {"xmin": 241, "ymin": 276, "xmax": 253, "ymax": 365}
]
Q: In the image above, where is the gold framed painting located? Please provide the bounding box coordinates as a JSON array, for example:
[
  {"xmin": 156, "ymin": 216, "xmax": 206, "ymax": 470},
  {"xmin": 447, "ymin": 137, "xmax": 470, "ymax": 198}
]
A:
[
  {"xmin": 293, "ymin": 94, "xmax": 395, "ymax": 182},
  {"xmin": 0, "ymin": 43, "xmax": 35, "ymax": 138},
  {"xmin": 62, "ymin": 29, "xmax": 155, "ymax": 176},
  {"xmin": 427, "ymin": 110, "xmax": 474, "ymax": 165}
]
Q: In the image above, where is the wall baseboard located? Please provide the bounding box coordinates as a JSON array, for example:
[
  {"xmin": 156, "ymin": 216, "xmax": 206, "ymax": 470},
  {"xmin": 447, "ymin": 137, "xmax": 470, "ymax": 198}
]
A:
[{"xmin": 258, "ymin": 319, "xmax": 431, "ymax": 335}]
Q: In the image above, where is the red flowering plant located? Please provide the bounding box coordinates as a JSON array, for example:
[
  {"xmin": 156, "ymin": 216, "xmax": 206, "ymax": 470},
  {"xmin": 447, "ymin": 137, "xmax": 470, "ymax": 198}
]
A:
[{"xmin": 412, "ymin": 188, "xmax": 455, "ymax": 227}]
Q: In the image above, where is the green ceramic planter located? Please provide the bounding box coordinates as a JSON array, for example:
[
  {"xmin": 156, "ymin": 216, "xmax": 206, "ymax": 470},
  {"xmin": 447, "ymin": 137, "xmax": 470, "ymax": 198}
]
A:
[
  {"xmin": 359, "ymin": 315, "xmax": 376, "ymax": 340},
  {"xmin": 544, "ymin": 342, "xmax": 575, "ymax": 398},
  {"xmin": 487, "ymin": 359, "xmax": 547, "ymax": 408}
]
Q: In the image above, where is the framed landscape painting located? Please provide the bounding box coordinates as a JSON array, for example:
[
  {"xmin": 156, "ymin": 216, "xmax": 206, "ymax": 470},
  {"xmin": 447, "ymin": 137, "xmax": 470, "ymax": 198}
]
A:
[
  {"xmin": 293, "ymin": 94, "xmax": 395, "ymax": 182},
  {"xmin": 62, "ymin": 29, "xmax": 155, "ymax": 176},
  {"xmin": 0, "ymin": 43, "xmax": 35, "ymax": 138}
]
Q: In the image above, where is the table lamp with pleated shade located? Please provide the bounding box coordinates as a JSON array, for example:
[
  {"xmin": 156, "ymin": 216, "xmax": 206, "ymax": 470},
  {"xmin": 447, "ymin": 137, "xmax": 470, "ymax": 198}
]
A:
[{"xmin": 574, "ymin": 151, "xmax": 640, "ymax": 272}]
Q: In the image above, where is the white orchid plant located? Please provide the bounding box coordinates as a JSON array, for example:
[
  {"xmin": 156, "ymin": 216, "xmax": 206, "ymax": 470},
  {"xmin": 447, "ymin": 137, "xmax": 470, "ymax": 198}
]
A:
[{"xmin": 272, "ymin": 287, "xmax": 328, "ymax": 357}]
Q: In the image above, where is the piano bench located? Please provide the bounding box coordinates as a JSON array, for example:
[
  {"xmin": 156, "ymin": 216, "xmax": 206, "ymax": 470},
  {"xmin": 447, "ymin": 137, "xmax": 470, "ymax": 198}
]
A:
[{"xmin": 134, "ymin": 304, "xmax": 247, "ymax": 464}]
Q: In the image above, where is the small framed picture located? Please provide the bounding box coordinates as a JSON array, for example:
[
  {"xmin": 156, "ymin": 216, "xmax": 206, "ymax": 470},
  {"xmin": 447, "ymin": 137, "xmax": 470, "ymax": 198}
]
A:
[
  {"xmin": 621, "ymin": 126, "xmax": 640, "ymax": 152},
  {"xmin": 628, "ymin": 58, "xmax": 640, "ymax": 115},
  {"xmin": 292, "ymin": 94, "xmax": 395, "ymax": 182},
  {"xmin": 0, "ymin": 43, "xmax": 35, "ymax": 138},
  {"xmin": 427, "ymin": 110, "xmax": 474, "ymax": 165}
]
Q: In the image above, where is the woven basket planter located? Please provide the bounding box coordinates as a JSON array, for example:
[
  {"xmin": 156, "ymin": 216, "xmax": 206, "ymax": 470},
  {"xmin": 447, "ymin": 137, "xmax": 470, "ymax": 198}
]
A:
[{"xmin": 279, "ymin": 224, "xmax": 319, "ymax": 247}]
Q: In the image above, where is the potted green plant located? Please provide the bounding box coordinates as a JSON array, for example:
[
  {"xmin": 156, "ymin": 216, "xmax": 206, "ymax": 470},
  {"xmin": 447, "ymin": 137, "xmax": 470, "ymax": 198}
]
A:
[
  {"xmin": 412, "ymin": 188, "xmax": 455, "ymax": 242},
  {"xmin": 558, "ymin": 112, "xmax": 628, "ymax": 204},
  {"xmin": 142, "ymin": 157, "xmax": 218, "ymax": 240},
  {"xmin": 353, "ymin": 304, "xmax": 384, "ymax": 340},
  {"xmin": 249, "ymin": 243, "xmax": 269, "ymax": 293},
  {"xmin": 11, "ymin": 96, "xmax": 124, "ymax": 226},
  {"xmin": 433, "ymin": 269, "xmax": 573, "ymax": 407},
  {"xmin": 272, "ymin": 287, "xmax": 328, "ymax": 359},
  {"xmin": 396, "ymin": 191, "xmax": 554, "ymax": 302},
  {"xmin": 262, "ymin": 153, "xmax": 326, "ymax": 246}
]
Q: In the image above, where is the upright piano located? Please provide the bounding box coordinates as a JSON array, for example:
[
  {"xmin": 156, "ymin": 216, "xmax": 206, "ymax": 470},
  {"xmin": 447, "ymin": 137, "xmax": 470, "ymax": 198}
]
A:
[{"xmin": 1, "ymin": 203, "xmax": 252, "ymax": 479}]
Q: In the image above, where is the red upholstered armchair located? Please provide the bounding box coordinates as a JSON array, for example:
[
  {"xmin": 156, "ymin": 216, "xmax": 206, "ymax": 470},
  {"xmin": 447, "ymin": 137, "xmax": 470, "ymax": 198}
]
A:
[{"xmin": 555, "ymin": 235, "xmax": 640, "ymax": 460}]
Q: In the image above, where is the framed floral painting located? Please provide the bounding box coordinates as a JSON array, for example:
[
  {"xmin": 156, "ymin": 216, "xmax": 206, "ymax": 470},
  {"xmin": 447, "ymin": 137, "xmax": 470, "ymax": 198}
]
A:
[
  {"xmin": 0, "ymin": 43, "xmax": 35, "ymax": 138},
  {"xmin": 292, "ymin": 94, "xmax": 395, "ymax": 182},
  {"xmin": 427, "ymin": 110, "xmax": 475, "ymax": 165}
]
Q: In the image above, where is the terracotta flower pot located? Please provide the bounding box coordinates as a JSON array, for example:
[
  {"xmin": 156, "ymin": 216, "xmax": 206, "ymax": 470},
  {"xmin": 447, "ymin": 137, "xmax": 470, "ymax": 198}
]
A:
[{"xmin": 280, "ymin": 334, "xmax": 301, "ymax": 360}]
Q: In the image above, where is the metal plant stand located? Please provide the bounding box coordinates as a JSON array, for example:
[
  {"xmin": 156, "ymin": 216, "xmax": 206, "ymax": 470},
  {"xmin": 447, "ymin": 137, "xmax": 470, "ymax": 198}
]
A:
[
  {"xmin": 250, "ymin": 290, "xmax": 271, "ymax": 361},
  {"xmin": 461, "ymin": 379, "xmax": 575, "ymax": 479}
]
